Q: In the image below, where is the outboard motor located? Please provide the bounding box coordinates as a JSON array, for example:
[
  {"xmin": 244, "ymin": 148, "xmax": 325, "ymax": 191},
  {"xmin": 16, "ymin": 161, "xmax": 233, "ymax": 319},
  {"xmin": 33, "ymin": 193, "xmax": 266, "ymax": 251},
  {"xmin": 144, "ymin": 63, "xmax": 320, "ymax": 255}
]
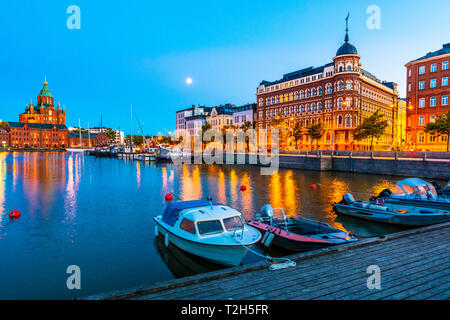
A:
[
  {"xmin": 259, "ymin": 204, "xmax": 274, "ymax": 224},
  {"xmin": 378, "ymin": 188, "xmax": 392, "ymax": 198},
  {"xmin": 342, "ymin": 193, "xmax": 356, "ymax": 205}
]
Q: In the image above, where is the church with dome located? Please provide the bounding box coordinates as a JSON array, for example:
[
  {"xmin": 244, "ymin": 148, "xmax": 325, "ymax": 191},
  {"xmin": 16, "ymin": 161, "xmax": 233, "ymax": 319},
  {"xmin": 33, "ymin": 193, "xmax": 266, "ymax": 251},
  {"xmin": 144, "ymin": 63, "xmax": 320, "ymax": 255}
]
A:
[
  {"xmin": 0, "ymin": 78, "xmax": 69, "ymax": 149},
  {"xmin": 256, "ymin": 18, "xmax": 405, "ymax": 151}
]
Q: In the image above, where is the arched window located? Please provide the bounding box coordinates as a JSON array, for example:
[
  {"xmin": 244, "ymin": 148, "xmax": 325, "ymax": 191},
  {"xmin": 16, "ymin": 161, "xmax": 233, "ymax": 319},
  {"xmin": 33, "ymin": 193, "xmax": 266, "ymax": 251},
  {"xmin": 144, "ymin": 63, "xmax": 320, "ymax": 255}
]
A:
[
  {"xmin": 326, "ymin": 84, "xmax": 332, "ymax": 94},
  {"xmin": 306, "ymin": 104, "xmax": 310, "ymax": 112},
  {"xmin": 346, "ymin": 80, "xmax": 352, "ymax": 90},
  {"xmin": 347, "ymin": 65, "xmax": 352, "ymax": 71},
  {"xmin": 300, "ymin": 91, "xmax": 304, "ymax": 99},
  {"xmin": 294, "ymin": 92, "xmax": 299, "ymax": 100},
  {"xmin": 312, "ymin": 104, "xmax": 316, "ymax": 112},
  {"xmin": 312, "ymin": 89, "xmax": 316, "ymax": 96},
  {"xmin": 306, "ymin": 89, "xmax": 310, "ymax": 97},
  {"xmin": 339, "ymin": 66, "xmax": 344, "ymax": 72},
  {"xmin": 301, "ymin": 105, "xmax": 304, "ymax": 113},
  {"xmin": 338, "ymin": 115, "xmax": 343, "ymax": 125},
  {"xmin": 338, "ymin": 81, "xmax": 343, "ymax": 90},
  {"xmin": 318, "ymin": 102, "xmax": 322, "ymax": 111},
  {"xmin": 346, "ymin": 97, "xmax": 352, "ymax": 107},
  {"xmin": 345, "ymin": 114, "xmax": 352, "ymax": 127},
  {"xmin": 318, "ymin": 87, "xmax": 322, "ymax": 95},
  {"xmin": 338, "ymin": 98, "xmax": 343, "ymax": 108}
]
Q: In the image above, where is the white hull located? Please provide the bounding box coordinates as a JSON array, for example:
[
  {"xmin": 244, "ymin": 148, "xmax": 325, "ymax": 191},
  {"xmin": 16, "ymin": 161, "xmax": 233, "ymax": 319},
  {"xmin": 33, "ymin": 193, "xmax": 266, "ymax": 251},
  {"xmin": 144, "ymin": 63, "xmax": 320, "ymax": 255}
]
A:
[
  {"xmin": 155, "ymin": 220, "xmax": 250, "ymax": 267},
  {"xmin": 66, "ymin": 148, "xmax": 91, "ymax": 152}
]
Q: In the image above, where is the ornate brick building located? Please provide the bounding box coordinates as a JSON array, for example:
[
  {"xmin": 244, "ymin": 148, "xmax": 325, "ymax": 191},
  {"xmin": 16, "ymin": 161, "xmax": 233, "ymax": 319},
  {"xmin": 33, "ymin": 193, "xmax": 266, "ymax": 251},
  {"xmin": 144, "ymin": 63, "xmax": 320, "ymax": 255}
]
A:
[
  {"xmin": 1, "ymin": 78, "xmax": 69, "ymax": 148},
  {"xmin": 256, "ymin": 21, "xmax": 402, "ymax": 151},
  {"xmin": 405, "ymin": 43, "xmax": 450, "ymax": 151}
]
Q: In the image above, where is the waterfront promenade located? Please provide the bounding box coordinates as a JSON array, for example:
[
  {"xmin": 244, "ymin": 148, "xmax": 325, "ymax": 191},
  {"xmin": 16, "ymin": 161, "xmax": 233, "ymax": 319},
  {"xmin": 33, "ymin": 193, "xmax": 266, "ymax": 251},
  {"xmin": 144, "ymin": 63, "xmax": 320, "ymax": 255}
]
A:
[{"xmin": 88, "ymin": 222, "xmax": 450, "ymax": 300}]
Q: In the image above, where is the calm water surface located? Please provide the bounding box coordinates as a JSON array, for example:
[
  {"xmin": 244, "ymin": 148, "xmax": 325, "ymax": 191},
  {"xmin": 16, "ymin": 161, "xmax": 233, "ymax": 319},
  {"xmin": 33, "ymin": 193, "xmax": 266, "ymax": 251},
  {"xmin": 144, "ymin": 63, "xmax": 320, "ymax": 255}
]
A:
[{"xmin": 0, "ymin": 152, "xmax": 420, "ymax": 299}]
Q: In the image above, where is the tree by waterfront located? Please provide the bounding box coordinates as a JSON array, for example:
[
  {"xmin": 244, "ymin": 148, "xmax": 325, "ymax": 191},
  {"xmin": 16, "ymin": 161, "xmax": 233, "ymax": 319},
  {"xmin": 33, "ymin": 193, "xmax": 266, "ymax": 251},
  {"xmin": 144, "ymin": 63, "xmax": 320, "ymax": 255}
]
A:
[
  {"xmin": 306, "ymin": 122, "xmax": 325, "ymax": 150},
  {"xmin": 353, "ymin": 110, "xmax": 388, "ymax": 151},
  {"xmin": 292, "ymin": 121, "xmax": 304, "ymax": 149},
  {"xmin": 104, "ymin": 128, "xmax": 116, "ymax": 141},
  {"xmin": 424, "ymin": 110, "xmax": 450, "ymax": 152}
]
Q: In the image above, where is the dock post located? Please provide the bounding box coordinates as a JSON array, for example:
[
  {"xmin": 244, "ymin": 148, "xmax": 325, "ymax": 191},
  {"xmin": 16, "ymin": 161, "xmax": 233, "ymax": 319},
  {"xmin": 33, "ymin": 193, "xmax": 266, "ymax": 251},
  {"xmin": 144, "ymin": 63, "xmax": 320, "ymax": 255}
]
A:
[
  {"xmin": 394, "ymin": 152, "xmax": 398, "ymax": 160},
  {"xmin": 423, "ymin": 152, "xmax": 427, "ymax": 161}
]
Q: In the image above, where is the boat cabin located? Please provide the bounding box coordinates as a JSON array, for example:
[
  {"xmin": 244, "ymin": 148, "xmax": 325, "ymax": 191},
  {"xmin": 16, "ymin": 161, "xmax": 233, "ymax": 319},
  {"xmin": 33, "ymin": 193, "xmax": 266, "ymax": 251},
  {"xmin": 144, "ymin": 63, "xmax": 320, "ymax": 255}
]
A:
[{"xmin": 161, "ymin": 201, "xmax": 242, "ymax": 237}]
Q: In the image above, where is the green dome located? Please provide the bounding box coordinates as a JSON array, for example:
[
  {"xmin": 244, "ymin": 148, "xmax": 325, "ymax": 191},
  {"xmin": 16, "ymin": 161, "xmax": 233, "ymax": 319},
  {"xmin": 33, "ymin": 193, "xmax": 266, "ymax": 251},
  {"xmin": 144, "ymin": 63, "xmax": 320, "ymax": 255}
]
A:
[{"xmin": 39, "ymin": 80, "xmax": 53, "ymax": 97}]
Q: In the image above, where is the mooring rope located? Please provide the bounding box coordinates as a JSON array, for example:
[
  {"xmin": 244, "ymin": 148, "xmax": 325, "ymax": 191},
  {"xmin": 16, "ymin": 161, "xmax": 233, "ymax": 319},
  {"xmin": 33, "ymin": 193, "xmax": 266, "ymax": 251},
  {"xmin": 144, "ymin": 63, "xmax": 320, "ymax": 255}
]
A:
[{"xmin": 234, "ymin": 237, "xmax": 296, "ymax": 271}]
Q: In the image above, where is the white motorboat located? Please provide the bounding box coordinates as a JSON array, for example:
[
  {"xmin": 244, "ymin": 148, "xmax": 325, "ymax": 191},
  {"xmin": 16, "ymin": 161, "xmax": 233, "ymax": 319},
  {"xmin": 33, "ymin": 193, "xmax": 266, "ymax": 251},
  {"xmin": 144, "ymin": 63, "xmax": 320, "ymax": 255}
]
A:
[
  {"xmin": 373, "ymin": 178, "xmax": 450, "ymax": 210},
  {"xmin": 154, "ymin": 200, "xmax": 261, "ymax": 266},
  {"xmin": 66, "ymin": 147, "xmax": 91, "ymax": 152}
]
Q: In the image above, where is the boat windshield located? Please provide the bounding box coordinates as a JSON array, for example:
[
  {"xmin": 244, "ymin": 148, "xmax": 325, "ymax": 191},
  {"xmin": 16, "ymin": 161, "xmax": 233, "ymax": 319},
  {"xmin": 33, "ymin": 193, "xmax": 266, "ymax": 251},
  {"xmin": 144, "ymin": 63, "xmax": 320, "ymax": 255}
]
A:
[
  {"xmin": 223, "ymin": 216, "xmax": 240, "ymax": 231},
  {"xmin": 197, "ymin": 220, "xmax": 223, "ymax": 235}
]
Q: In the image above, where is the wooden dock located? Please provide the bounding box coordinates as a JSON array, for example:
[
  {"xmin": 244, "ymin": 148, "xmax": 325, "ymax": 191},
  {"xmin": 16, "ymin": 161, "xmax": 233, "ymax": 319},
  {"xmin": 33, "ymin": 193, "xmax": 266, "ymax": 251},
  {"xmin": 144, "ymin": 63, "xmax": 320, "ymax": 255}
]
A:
[{"xmin": 87, "ymin": 222, "xmax": 450, "ymax": 300}]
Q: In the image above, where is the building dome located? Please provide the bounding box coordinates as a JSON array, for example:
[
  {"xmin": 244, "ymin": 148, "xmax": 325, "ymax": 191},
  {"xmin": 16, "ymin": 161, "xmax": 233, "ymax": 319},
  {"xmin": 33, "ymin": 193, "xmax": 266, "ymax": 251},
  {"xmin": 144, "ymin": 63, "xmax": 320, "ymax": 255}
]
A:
[
  {"xmin": 336, "ymin": 15, "xmax": 358, "ymax": 57},
  {"xmin": 336, "ymin": 42, "xmax": 358, "ymax": 56}
]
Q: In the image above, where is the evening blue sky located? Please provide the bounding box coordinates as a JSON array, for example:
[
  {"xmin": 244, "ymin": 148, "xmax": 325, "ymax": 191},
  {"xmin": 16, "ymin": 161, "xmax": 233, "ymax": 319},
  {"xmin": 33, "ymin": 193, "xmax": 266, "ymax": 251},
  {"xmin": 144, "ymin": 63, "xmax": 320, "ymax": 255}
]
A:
[{"xmin": 1, "ymin": 0, "xmax": 449, "ymax": 135}]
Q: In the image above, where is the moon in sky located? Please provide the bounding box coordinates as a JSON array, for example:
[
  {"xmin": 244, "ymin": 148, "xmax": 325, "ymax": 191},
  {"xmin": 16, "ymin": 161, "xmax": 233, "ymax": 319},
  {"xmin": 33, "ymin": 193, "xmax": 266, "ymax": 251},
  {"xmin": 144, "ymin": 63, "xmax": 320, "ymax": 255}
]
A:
[{"xmin": 185, "ymin": 77, "xmax": 193, "ymax": 85}]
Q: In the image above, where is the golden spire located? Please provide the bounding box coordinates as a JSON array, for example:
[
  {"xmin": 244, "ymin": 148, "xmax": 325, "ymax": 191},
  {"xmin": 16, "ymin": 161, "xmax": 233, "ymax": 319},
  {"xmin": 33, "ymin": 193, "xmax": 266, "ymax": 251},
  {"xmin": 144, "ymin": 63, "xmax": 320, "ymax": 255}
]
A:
[{"xmin": 44, "ymin": 75, "xmax": 47, "ymax": 85}]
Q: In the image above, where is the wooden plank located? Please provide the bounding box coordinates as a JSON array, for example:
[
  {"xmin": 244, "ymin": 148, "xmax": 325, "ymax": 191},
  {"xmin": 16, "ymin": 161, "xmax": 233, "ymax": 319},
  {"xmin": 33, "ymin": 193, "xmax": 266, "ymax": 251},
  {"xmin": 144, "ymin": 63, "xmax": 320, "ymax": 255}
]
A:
[
  {"xmin": 151, "ymin": 235, "xmax": 441, "ymax": 300},
  {"xmin": 257, "ymin": 243, "xmax": 448, "ymax": 300},
  {"xmin": 315, "ymin": 244, "xmax": 449, "ymax": 299},
  {"xmin": 84, "ymin": 222, "xmax": 450, "ymax": 300},
  {"xmin": 159, "ymin": 231, "xmax": 447, "ymax": 300},
  {"xmin": 210, "ymin": 239, "xmax": 446, "ymax": 300},
  {"xmin": 359, "ymin": 261, "xmax": 450, "ymax": 299},
  {"xmin": 143, "ymin": 230, "xmax": 446, "ymax": 300}
]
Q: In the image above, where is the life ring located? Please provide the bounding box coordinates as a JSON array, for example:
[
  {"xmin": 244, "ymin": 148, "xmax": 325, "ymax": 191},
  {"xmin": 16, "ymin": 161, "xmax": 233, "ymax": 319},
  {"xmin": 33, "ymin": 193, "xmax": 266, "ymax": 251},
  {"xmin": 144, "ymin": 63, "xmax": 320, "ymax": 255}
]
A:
[{"xmin": 9, "ymin": 210, "xmax": 21, "ymax": 218}]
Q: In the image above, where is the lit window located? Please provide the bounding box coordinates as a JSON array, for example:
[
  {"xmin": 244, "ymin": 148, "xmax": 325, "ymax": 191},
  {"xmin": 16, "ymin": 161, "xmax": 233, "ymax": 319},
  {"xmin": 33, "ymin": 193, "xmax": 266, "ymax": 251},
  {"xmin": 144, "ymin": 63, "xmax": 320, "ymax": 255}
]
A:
[
  {"xmin": 419, "ymin": 116, "xmax": 425, "ymax": 126},
  {"xmin": 419, "ymin": 81, "xmax": 425, "ymax": 89},
  {"xmin": 430, "ymin": 97, "xmax": 436, "ymax": 107},
  {"xmin": 430, "ymin": 115, "xmax": 436, "ymax": 123},
  {"xmin": 419, "ymin": 98, "xmax": 425, "ymax": 108},
  {"xmin": 430, "ymin": 79, "xmax": 437, "ymax": 88}
]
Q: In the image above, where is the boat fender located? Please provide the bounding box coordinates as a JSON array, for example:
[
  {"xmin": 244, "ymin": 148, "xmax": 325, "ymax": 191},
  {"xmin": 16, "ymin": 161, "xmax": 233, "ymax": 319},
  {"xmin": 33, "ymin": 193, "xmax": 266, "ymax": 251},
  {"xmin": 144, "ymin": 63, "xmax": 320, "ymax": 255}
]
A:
[
  {"xmin": 9, "ymin": 210, "xmax": 21, "ymax": 219},
  {"xmin": 164, "ymin": 233, "xmax": 170, "ymax": 248},
  {"xmin": 154, "ymin": 225, "xmax": 159, "ymax": 237},
  {"xmin": 264, "ymin": 232, "xmax": 275, "ymax": 247}
]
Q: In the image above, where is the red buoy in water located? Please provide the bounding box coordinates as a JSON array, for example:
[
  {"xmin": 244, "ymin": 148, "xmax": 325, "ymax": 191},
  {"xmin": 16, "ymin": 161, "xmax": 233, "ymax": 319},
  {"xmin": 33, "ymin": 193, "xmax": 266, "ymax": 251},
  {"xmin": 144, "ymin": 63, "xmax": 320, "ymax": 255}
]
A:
[
  {"xmin": 165, "ymin": 193, "xmax": 173, "ymax": 201},
  {"xmin": 240, "ymin": 185, "xmax": 247, "ymax": 191},
  {"xmin": 9, "ymin": 210, "xmax": 21, "ymax": 218},
  {"xmin": 310, "ymin": 184, "xmax": 317, "ymax": 189}
]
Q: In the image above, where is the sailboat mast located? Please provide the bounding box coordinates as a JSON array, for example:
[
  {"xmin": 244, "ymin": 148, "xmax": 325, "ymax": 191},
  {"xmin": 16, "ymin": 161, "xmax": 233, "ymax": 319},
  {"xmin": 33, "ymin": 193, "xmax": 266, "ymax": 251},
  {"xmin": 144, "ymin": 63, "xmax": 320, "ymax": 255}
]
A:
[
  {"xmin": 79, "ymin": 118, "xmax": 82, "ymax": 147},
  {"xmin": 130, "ymin": 104, "xmax": 133, "ymax": 146},
  {"xmin": 143, "ymin": 122, "xmax": 145, "ymax": 150},
  {"xmin": 88, "ymin": 121, "xmax": 91, "ymax": 147}
]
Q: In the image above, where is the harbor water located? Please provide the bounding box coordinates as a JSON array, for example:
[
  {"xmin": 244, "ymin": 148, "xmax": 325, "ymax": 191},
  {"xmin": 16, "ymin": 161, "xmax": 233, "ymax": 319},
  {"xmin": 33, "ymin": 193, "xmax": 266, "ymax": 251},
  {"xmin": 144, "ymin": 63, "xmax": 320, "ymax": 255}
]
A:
[{"xmin": 0, "ymin": 152, "xmax": 432, "ymax": 299}]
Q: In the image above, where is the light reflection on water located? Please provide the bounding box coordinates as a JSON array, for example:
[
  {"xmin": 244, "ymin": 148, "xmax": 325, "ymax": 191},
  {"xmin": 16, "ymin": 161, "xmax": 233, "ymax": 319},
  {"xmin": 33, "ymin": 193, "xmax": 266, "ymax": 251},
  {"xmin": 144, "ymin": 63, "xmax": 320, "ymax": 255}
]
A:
[{"xmin": 0, "ymin": 152, "xmax": 430, "ymax": 299}]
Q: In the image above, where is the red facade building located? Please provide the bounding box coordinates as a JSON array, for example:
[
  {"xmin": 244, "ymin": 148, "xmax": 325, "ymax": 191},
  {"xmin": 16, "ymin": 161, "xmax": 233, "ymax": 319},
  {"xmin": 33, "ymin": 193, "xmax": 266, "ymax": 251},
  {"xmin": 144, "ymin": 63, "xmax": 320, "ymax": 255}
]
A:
[
  {"xmin": 1, "ymin": 78, "xmax": 69, "ymax": 148},
  {"xmin": 256, "ymin": 22, "xmax": 402, "ymax": 151},
  {"xmin": 405, "ymin": 43, "xmax": 450, "ymax": 151}
]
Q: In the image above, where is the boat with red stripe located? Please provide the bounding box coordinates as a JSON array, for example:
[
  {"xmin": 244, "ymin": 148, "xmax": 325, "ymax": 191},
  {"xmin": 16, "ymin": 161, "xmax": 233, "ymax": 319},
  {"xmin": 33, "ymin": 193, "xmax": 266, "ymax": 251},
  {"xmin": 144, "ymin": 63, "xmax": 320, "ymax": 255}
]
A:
[{"xmin": 248, "ymin": 205, "xmax": 357, "ymax": 252}]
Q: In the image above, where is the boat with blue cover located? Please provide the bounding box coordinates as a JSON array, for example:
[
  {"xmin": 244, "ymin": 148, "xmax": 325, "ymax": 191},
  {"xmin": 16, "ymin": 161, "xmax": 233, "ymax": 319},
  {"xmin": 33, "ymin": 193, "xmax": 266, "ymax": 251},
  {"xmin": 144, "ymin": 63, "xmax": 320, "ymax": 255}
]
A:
[
  {"xmin": 154, "ymin": 200, "xmax": 261, "ymax": 266},
  {"xmin": 372, "ymin": 178, "xmax": 450, "ymax": 211}
]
